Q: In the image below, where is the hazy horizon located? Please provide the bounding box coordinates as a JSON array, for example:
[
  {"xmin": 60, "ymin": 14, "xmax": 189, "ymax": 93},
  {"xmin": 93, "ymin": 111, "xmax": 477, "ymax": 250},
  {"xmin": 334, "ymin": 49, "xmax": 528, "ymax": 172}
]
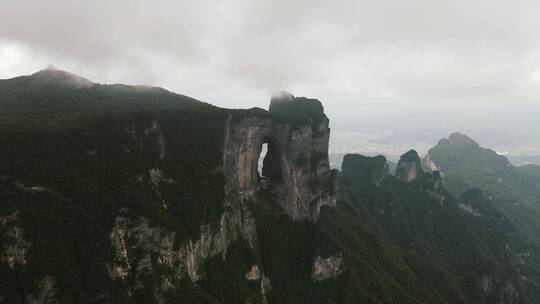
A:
[{"xmin": 2, "ymin": 0, "xmax": 539, "ymax": 158}]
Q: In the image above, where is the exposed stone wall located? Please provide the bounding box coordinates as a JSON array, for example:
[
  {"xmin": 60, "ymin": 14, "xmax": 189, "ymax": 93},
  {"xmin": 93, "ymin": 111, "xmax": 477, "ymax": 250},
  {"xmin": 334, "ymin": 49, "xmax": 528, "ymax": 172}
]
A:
[
  {"xmin": 0, "ymin": 213, "xmax": 28, "ymax": 269},
  {"xmin": 223, "ymin": 115, "xmax": 273, "ymax": 199},
  {"xmin": 422, "ymin": 154, "xmax": 442, "ymax": 173},
  {"xmin": 222, "ymin": 94, "xmax": 338, "ymax": 222},
  {"xmin": 109, "ymin": 202, "xmax": 257, "ymax": 299},
  {"xmin": 1, "ymin": 214, "xmax": 60, "ymax": 303},
  {"xmin": 311, "ymin": 253, "xmax": 344, "ymax": 282},
  {"xmin": 396, "ymin": 150, "xmax": 424, "ymax": 182},
  {"xmin": 268, "ymin": 121, "xmax": 336, "ymax": 221}
]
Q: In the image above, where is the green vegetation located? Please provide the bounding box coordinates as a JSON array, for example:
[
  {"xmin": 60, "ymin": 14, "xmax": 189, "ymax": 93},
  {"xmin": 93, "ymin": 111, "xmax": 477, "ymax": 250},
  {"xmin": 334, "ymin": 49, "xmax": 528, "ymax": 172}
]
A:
[
  {"xmin": 1, "ymin": 71, "xmax": 539, "ymax": 303},
  {"xmin": 268, "ymin": 96, "xmax": 328, "ymax": 136},
  {"xmin": 341, "ymin": 156, "xmax": 538, "ymax": 303},
  {"xmin": 0, "ymin": 70, "xmax": 231, "ymax": 302},
  {"xmin": 426, "ymin": 133, "xmax": 540, "ymax": 207}
]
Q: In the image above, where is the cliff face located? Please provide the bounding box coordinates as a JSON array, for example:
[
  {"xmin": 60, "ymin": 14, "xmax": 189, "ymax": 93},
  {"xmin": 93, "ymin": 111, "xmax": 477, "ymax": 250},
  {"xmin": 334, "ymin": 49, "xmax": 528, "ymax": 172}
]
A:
[
  {"xmin": 341, "ymin": 154, "xmax": 389, "ymax": 186},
  {"xmin": 0, "ymin": 72, "xmax": 340, "ymax": 302},
  {"xmin": 396, "ymin": 149, "xmax": 423, "ymax": 182},
  {"xmin": 2, "ymin": 71, "xmax": 536, "ymax": 304},
  {"xmin": 223, "ymin": 115, "xmax": 274, "ymax": 199},
  {"xmin": 108, "ymin": 206, "xmax": 258, "ymax": 302},
  {"xmin": 311, "ymin": 254, "xmax": 344, "ymax": 282},
  {"xmin": 223, "ymin": 93, "xmax": 338, "ymax": 222}
]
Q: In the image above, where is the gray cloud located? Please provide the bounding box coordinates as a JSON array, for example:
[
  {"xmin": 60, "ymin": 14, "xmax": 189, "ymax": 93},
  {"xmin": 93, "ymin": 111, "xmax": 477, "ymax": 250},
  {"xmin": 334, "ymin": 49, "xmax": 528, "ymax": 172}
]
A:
[{"xmin": 1, "ymin": 0, "xmax": 539, "ymax": 146}]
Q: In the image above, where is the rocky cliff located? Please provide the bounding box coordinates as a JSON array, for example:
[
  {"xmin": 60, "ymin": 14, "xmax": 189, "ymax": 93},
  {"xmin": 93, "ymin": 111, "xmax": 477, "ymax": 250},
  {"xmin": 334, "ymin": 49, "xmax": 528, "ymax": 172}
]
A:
[
  {"xmin": 0, "ymin": 70, "xmax": 343, "ymax": 302},
  {"xmin": 1, "ymin": 70, "xmax": 537, "ymax": 304},
  {"xmin": 395, "ymin": 149, "xmax": 423, "ymax": 182},
  {"xmin": 423, "ymin": 132, "xmax": 540, "ymax": 202},
  {"xmin": 224, "ymin": 92, "xmax": 338, "ymax": 221}
]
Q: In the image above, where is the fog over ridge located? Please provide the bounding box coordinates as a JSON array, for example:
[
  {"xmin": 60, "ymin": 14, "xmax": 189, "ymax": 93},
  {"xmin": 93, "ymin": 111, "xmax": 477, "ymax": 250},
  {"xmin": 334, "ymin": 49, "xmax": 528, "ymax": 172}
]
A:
[{"xmin": 1, "ymin": 0, "xmax": 539, "ymax": 154}]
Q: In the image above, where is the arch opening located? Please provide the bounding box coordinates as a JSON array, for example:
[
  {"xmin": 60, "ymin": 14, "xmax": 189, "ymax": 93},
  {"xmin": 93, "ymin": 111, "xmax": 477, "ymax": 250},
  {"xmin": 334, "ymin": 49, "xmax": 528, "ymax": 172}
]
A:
[{"xmin": 257, "ymin": 143, "xmax": 268, "ymax": 177}]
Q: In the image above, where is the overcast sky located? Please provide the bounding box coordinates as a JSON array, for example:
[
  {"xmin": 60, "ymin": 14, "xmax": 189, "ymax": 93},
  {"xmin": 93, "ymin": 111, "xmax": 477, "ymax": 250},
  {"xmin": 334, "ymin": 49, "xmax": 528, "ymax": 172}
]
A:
[{"xmin": 1, "ymin": 0, "xmax": 539, "ymax": 150}]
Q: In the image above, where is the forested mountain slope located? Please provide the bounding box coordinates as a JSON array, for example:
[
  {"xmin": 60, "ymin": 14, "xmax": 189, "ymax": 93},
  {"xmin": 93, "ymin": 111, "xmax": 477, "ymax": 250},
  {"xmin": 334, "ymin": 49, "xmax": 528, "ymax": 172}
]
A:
[{"xmin": 1, "ymin": 70, "xmax": 538, "ymax": 303}]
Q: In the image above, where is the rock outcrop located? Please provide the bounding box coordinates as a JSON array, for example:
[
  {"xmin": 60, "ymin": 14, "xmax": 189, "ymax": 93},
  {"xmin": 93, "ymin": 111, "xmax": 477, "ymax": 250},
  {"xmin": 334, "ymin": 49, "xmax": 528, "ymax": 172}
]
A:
[
  {"xmin": 424, "ymin": 170, "xmax": 445, "ymax": 204},
  {"xmin": 311, "ymin": 253, "xmax": 344, "ymax": 282},
  {"xmin": 223, "ymin": 93, "xmax": 338, "ymax": 222},
  {"xmin": 396, "ymin": 150, "xmax": 423, "ymax": 182},
  {"xmin": 422, "ymin": 153, "xmax": 442, "ymax": 173},
  {"xmin": 110, "ymin": 205, "xmax": 257, "ymax": 286},
  {"xmin": 223, "ymin": 115, "xmax": 274, "ymax": 199},
  {"xmin": 341, "ymin": 154, "xmax": 389, "ymax": 186},
  {"xmin": 245, "ymin": 265, "xmax": 261, "ymax": 280},
  {"xmin": 0, "ymin": 213, "xmax": 28, "ymax": 269}
]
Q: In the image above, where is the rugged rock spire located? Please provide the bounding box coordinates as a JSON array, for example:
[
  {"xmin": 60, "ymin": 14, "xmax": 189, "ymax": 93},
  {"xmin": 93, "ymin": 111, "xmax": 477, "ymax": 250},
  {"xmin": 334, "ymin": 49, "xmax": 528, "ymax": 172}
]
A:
[
  {"xmin": 223, "ymin": 93, "xmax": 337, "ymax": 221},
  {"xmin": 396, "ymin": 149, "xmax": 423, "ymax": 182}
]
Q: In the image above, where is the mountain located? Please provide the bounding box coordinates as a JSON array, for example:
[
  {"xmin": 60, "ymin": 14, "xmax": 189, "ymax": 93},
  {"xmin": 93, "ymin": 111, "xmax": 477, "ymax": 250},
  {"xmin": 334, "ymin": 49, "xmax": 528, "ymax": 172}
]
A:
[
  {"xmin": 424, "ymin": 132, "xmax": 540, "ymax": 208},
  {"xmin": 342, "ymin": 153, "xmax": 540, "ymax": 303},
  {"xmin": 0, "ymin": 70, "xmax": 414, "ymax": 303},
  {"xmin": 0, "ymin": 68, "xmax": 210, "ymax": 131},
  {"xmin": 1, "ymin": 70, "xmax": 539, "ymax": 303},
  {"xmin": 423, "ymin": 133, "xmax": 540, "ymax": 235},
  {"xmin": 424, "ymin": 132, "xmax": 540, "ymax": 275}
]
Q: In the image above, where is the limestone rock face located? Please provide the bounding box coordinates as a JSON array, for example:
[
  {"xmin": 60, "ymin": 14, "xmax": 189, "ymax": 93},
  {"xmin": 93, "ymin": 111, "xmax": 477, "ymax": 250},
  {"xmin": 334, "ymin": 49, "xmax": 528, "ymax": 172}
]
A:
[
  {"xmin": 396, "ymin": 150, "xmax": 423, "ymax": 182},
  {"xmin": 0, "ymin": 213, "xmax": 61, "ymax": 303},
  {"xmin": 223, "ymin": 95, "xmax": 338, "ymax": 222},
  {"xmin": 109, "ymin": 204, "xmax": 257, "ymax": 300},
  {"xmin": 432, "ymin": 171, "xmax": 443, "ymax": 190},
  {"xmin": 245, "ymin": 265, "xmax": 261, "ymax": 280},
  {"xmin": 422, "ymin": 153, "xmax": 442, "ymax": 173},
  {"xmin": 424, "ymin": 170, "xmax": 446, "ymax": 205},
  {"xmin": 341, "ymin": 154, "xmax": 389, "ymax": 186},
  {"xmin": 223, "ymin": 115, "xmax": 274, "ymax": 199},
  {"xmin": 311, "ymin": 253, "xmax": 344, "ymax": 282},
  {"xmin": 0, "ymin": 213, "xmax": 28, "ymax": 269}
]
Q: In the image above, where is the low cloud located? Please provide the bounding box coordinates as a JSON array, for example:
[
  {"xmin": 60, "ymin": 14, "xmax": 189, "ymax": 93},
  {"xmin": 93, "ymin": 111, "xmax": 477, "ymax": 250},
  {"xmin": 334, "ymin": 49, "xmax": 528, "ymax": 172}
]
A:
[{"xmin": 1, "ymin": 0, "xmax": 539, "ymax": 144}]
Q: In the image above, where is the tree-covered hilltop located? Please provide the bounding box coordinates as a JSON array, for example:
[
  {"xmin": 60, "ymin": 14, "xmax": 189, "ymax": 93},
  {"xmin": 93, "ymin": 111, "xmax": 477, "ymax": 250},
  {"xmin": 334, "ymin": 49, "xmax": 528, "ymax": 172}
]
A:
[
  {"xmin": 425, "ymin": 133, "xmax": 540, "ymax": 245},
  {"xmin": 0, "ymin": 68, "xmax": 213, "ymax": 131},
  {"xmin": 425, "ymin": 132, "xmax": 540, "ymax": 207},
  {"xmin": 1, "ymin": 70, "xmax": 539, "ymax": 303}
]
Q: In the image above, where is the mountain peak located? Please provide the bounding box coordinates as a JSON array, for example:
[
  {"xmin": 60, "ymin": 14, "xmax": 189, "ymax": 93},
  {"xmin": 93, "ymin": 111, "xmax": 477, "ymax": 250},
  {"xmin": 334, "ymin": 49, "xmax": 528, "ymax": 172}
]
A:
[
  {"xmin": 31, "ymin": 67, "xmax": 94, "ymax": 88},
  {"xmin": 396, "ymin": 149, "xmax": 423, "ymax": 182},
  {"xmin": 447, "ymin": 132, "xmax": 479, "ymax": 147}
]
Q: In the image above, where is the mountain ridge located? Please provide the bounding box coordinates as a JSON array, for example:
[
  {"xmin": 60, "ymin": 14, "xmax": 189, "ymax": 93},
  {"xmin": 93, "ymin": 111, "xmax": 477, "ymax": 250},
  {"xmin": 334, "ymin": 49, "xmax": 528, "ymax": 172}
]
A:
[
  {"xmin": 424, "ymin": 132, "xmax": 540, "ymax": 206},
  {"xmin": 0, "ymin": 70, "xmax": 539, "ymax": 303}
]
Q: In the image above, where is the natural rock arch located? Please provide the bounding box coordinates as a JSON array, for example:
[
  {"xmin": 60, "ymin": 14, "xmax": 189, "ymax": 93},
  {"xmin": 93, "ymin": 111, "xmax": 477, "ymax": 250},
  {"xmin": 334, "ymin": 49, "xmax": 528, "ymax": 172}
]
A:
[{"xmin": 222, "ymin": 94, "xmax": 337, "ymax": 222}]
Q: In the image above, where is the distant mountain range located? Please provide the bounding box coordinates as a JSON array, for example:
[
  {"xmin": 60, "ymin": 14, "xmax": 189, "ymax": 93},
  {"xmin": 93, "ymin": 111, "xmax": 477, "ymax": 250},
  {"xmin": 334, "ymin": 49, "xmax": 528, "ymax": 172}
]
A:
[
  {"xmin": 424, "ymin": 132, "xmax": 540, "ymax": 207},
  {"xmin": 507, "ymin": 155, "xmax": 540, "ymax": 166},
  {"xmin": 329, "ymin": 131, "xmax": 540, "ymax": 168}
]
